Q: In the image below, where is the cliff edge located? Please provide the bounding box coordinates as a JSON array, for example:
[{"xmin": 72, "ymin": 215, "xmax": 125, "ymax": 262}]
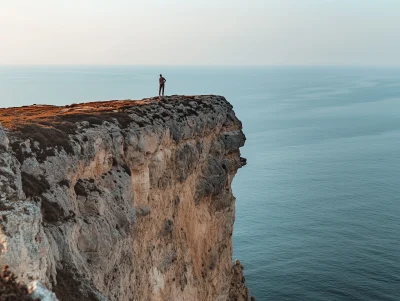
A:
[{"xmin": 0, "ymin": 95, "xmax": 251, "ymax": 301}]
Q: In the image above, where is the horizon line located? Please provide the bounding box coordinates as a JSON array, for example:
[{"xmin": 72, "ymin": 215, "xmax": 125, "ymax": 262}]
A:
[{"xmin": 1, "ymin": 64, "xmax": 400, "ymax": 68}]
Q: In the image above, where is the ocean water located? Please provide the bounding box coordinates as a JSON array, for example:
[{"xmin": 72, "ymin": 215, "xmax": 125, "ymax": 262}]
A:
[{"xmin": 1, "ymin": 66, "xmax": 400, "ymax": 300}]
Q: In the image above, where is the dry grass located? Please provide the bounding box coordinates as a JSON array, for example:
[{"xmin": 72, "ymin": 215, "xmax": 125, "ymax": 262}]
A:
[
  {"xmin": 0, "ymin": 96, "xmax": 206, "ymax": 162},
  {"xmin": 0, "ymin": 99, "xmax": 152, "ymax": 130},
  {"xmin": 0, "ymin": 99, "xmax": 156, "ymax": 163}
]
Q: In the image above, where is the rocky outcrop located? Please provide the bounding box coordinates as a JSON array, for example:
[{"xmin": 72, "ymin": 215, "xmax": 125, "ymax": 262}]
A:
[
  {"xmin": 28, "ymin": 280, "xmax": 59, "ymax": 301},
  {"xmin": 228, "ymin": 260, "xmax": 255, "ymax": 301},
  {"xmin": 0, "ymin": 95, "xmax": 249, "ymax": 301}
]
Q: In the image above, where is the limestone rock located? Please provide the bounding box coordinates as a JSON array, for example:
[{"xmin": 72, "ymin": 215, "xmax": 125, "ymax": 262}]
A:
[
  {"xmin": 228, "ymin": 260, "xmax": 256, "ymax": 301},
  {"xmin": 0, "ymin": 95, "xmax": 251, "ymax": 301},
  {"xmin": 29, "ymin": 280, "xmax": 59, "ymax": 301}
]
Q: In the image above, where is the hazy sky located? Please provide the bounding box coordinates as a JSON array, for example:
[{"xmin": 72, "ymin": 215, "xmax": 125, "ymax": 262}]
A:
[{"xmin": 1, "ymin": 0, "xmax": 399, "ymax": 66}]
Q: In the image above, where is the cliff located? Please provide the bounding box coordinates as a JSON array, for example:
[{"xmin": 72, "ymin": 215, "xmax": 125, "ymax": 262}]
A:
[{"xmin": 0, "ymin": 95, "xmax": 250, "ymax": 301}]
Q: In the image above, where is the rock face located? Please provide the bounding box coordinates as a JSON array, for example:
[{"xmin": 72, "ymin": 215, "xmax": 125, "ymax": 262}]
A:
[
  {"xmin": 28, "ymin": 280, "xmax": 59, "ymax": 301},
  {"xmin": 0, "ymin": 95, "xmax": 248, "ymax": 301},
  {"xmin": 228, "ymin": 260, "xmax": 254, "ymax": 301}
]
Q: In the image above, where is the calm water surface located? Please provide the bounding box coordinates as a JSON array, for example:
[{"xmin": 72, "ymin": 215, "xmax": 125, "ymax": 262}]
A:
[{"xmin": 1, "ymin": 66, "xmax": 400, "ymax": 300}]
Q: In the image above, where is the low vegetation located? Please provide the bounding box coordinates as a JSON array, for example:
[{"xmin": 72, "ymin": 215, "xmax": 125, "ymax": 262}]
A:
[{"xmin": 0, "ymin": 265, "xmax": 39, "ymax": 301}]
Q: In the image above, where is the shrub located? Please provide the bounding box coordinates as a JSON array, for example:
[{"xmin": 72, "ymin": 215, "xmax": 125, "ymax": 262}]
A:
[
  {"xmin": 21, "ymin": 172, "xmax": 50, "ymax": 198},
  {"xmin": 161, "ymin": 219, "xmax": 174, "ymax": 236},
  {"xmin": 0, "ymin": 265, "xmax": 39, "ymax": 301},
  {"xmin": 41, "ymin": 195, "xmax": 65, "ymax": 224}
]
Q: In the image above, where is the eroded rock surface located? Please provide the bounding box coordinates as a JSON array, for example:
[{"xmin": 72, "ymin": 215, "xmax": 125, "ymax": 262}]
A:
[
  {"xmin": 228, "ymin": 260, "xmax": 255, "ymax": 301},
  {"xmin": 0, "ymin": 95, "xmax": 248, "ymax": 301}
]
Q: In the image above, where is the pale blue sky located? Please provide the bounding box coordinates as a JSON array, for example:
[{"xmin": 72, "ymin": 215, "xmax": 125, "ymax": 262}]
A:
[{"xmin": 1, "ymin": 0, "xmax": 399, "ymax": 65}]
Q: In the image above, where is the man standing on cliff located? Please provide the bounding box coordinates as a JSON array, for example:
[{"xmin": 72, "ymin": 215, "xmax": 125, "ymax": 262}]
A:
[{"xmin": 159, "ymin": 74, "xmax": 166, "ymax": 99}]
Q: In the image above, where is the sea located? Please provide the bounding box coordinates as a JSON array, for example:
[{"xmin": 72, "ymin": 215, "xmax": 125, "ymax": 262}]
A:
[{"xmin": 1, "ymin": 66, "xmax": 400, "ymax": 301}]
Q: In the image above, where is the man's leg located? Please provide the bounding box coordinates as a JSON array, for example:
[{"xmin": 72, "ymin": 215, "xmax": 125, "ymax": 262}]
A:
[
  {"xmin": 159, "ymin": 85, "xmax": 162, "ymax": 96},
  {"xmin": 162, "ymin": 84, "xmax": 165, "ymax": 96}
]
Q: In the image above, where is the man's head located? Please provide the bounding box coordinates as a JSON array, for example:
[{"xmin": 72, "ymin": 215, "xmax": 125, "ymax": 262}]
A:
[{"xmin": 160, "ymin": 74, "xmax": 162, "ymax": 77}]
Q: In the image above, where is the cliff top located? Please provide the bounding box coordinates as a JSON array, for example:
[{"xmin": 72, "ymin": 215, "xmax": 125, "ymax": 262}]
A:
[
  {"xmin": 0, "ymin": 95, "xmax": 239, "ymax": 164},
  {"xmin": 0, "ymin": 95, "xmax": 206, "ymax": 130}
]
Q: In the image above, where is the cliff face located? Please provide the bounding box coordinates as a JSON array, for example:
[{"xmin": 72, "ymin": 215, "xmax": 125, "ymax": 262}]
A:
[{"xmin": 0, "ymin": 95, "xmax": 248, "ymax": 301}]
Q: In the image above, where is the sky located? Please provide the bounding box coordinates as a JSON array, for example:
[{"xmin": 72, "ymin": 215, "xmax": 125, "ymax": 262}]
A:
[{"xmin": 1, "ymin": 0, "xmax": 399, "ymax": 66}]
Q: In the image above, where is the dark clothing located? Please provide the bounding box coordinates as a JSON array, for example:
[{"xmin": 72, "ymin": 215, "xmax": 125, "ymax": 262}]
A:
[
  {"xmin": 159, "ymin": 84, "xmax": 165, "ymax": 96},
  {"xmin": 159, "ymin": 76, "xmax": 166, "ymax": 96}
]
